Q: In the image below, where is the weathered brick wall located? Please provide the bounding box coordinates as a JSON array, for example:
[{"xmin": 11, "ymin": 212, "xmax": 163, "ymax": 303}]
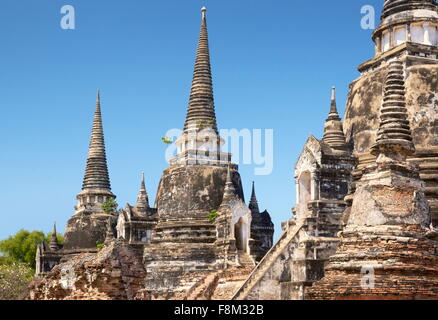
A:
[
  {"xmin": 306, "ymin": 225, "xmax": 438, "ymax": 300},
  {"xmin": 29, "ymin": 240, "xmax": 147, "ymax": 300}
]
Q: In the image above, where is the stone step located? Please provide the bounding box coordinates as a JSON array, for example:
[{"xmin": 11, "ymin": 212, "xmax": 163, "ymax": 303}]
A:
[
  {"xmin": 232, "ymin": 222, "xmax": 304, "ymax": 300},
  {"xmin": 237, "ymin": 251, "xmax": 255, "ymax": 267}
]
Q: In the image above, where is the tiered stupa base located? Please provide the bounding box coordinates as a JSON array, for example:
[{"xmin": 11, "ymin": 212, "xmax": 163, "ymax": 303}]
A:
[
  {"xmin": 143, "ymin": 242, "xmax": 223, "ymax": 299},
  {"xmin": 306, "ymin": 224, "xmax": 438, "ymax": 300}
]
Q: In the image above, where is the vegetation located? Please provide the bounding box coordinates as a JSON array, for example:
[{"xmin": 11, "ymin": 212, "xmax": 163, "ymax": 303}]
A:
[
  {"xmin": 0, "ymin": 261, "xmax": 33, "ymax": 300},
  {"xmin": 161, "ymin": 136, "xmax": 173, "ymax": 144},
  {"xmin": 0, "ymin": 230, "xmax": 63, "ymax": 270},
  {"xmin": 102, "ymin": 198, "xmax": 118, "ymax": 214},
  {"xmin": 0, "ymin": 229, "xmax": 61, "ymax": 300},
  {"xmin": 96, "ymin": 241, "xmax": 105, "ymax": 252},
  {"xmin": 207, "ymin": 210, "xmax": 219, "ymax": 222}
]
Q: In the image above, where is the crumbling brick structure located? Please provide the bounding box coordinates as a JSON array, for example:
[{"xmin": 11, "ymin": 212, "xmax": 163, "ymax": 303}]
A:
[
  {"xmin": 33, "ymin": 7, "xmax": 274, "ymax": 300},
  {"xmin": 306, "ymin": 60, "xmax": 438, "ymax": 300}
]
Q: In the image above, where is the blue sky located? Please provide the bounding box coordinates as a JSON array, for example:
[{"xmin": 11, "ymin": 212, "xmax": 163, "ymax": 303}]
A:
[{"xmin": 0, "ymin": 0, "xmax": 383, "ymax": 241}]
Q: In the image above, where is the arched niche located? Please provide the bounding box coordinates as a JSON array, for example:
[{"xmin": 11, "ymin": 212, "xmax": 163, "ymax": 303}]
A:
[
  {"xmin": 229, "ymin": 201, "xmax": 252, "ymax": 254},
  {"xmin": 234, "ymin": 217, "xmax": 246, "ymax": 251}
]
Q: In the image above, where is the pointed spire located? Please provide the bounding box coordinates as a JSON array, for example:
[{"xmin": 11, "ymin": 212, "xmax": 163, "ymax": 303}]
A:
[
  {"xmin": 371, "ymin": 60, "xmax": 415, "ymax": 159},
  {"xmin": 329, "ymin": 86, "xmax": 338, "ymax": 115},
  {"xmin": 82, "ymin": 90, "xmax": 111, "ymax": 191},
  {"xmin": 323, "ymin": 87, "xmax": 347, "ymax": 150},
  {"xmin": 183, "ymin": 7, "xmax": 218, "ymax": 134},
  {"xmin": 140, "ymin": 171, "xmax": 146, "ymax": 190},
  {"xmin": 136, "ymin": 171, "xmax": 150, "ymax": 210},
  {"xmin": 49, "ymin": 223, "xmax": 59, "ymax": 251},
  {"xmin": 249, "ymin": 181, "xmax": 260, "ymax": 214}
]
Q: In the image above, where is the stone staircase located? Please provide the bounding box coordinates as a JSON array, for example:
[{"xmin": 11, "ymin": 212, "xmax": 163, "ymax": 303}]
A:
[
  {"xmin": 232, "ymin": 221, "xmax": 304, "ymax": 300},
  {"xmin": 184, "ymin": 272, "xmax": 221, "ymax": 300},
  {"xmin": 237, "ymin": 250, "xmax": 255, "ymax": 267}
]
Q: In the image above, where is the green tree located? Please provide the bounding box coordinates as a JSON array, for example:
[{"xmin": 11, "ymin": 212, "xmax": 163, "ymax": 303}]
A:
[
  {"xmin": 0, "ymin": 229, "xmax": 64, "ymax": 269},
  {"xmin": 102, "ymin": 198, "xmax": 118, "ymax": 214},
  {"xmin": 0, "ymin": 256, "xmax": 13, "ymax": 265}
]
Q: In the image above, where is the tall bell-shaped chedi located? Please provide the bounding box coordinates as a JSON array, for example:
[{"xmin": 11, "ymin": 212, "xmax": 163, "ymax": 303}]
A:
[
  {"xmin": 343, "ymin": 0, "xmax": 438, "ymax": 226},
  {"xmin": 171, "ymin": 7, "xmax": 229, "ymax": 166},
  {"xmin": 63, "ymin": 91, "xmax": 117, "ymax": 251},
  {"xmin": 143, "ymin": 8, "xmax": 261, "ymax": 299},
  {"xmin": 306, "ymin": 60, "xmax": 438, "ymax": 300}
]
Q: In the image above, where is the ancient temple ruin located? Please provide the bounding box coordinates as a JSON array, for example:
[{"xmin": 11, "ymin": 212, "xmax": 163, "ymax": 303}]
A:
[
  {"xmin": 63, "ymin": 91, "xmax": 119, "ymax": 251},
  {"xmin": 344, "ymin": 0, "xmax": 438, "ymax": 227},
  {"xmin": 233, "ymin": 0, "xmax": 438, "ymax": 300},
  {"xmin": 35, "ymin": 224, "xmax": 63, "ymax": 276},
  {"xmin": 31, "ymin": 0, "xmax": 438, "ymax": 300},
  {"xmin": 142, "ymin": 7, "xmax": 272, "ymax": 299},
  {"xmin": 116, "ymin": 173, "xmax": 158, "ymax": 244},
  {"xmin": 36, "ymin": 91, "xmax": 118, "ymax": 275},
  {"xmin": 32, "ymin": 7, "xmax": 274, "ymax": 299},
  {"xmin": 306, "ymin": 59, "xmax": 438, "ymax": 300},
  {"xmin": 233, "ymin": 88, "xmax": 356, "ymax": 300}
]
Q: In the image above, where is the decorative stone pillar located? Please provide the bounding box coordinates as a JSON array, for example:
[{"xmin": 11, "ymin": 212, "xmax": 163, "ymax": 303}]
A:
[
  {"xmin": 310, "ymin": 171, "xmax": 319, "ymax": 201},
  {"xmin": 406, "ymin": 24, "xmax": 411, "ymax": 42}
]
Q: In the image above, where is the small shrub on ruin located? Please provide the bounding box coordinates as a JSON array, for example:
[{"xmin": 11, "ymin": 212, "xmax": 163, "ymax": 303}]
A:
[
  {"xmin": 102, "ymin": 198, "xmax": 118, "ymax": 215},
  {"xmin": 207, "ymin": 210, "xmax": 219, "ymax": 222}
]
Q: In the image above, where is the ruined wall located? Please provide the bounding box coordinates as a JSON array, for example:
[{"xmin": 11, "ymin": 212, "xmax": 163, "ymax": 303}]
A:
[
  {"xmin": 30, "ymin": 240, "xmax": 146, "ymax": 300},
  {"xmin": 234, "ymin": 203, "xmax": 343, "ymax": 301},
  {"xmin": 143, "ymin": 242, "xmax": 221, "ymax": 299},
  {"xmin": 241, "ymin": 224, "xmax": 339, "ymax": 300},
  {"xmin": 63, "ymin": 213, "xmax": 117, "ymax": 250},
  {"xmin": 306, "ymin": 225, "xmax": 438, "ymax": 300},
  {"xmin": 36, "ymin": 245, "xmax": 63, "ymax": 276},
  {"xmin": 319, "ymin": 154, "xmax": 354, "ymax": 201},
  {"xmin": 250, "ymin": 217, "xmax": 274, "ymax": 263}
]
